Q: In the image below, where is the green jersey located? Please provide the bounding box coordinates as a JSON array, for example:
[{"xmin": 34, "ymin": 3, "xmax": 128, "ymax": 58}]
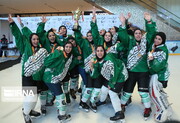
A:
[
  {"xmin": 148, "ymin": 44, "xmax": 170, "ymax": 81},
  {"xmin": 118, "ymin": 20, "xmax": 157, "ymax": 72},
  {"xmin": 91, "ymin": 54, "xmax": 128, "ymax": 88}
]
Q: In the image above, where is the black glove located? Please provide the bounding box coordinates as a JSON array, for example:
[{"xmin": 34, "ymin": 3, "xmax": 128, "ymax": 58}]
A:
[{"xmin": 159, "ymin": 81, "xmax": 168, "ymax": 88}]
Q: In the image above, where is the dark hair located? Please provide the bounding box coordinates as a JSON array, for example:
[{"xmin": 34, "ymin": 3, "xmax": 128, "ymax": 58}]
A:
[
  {"xmin": 113, "ymin": 26, "xmax": 119, "ymax": 32},
  {"xmin": 67, "ymin": 36, "xmax": 75, "ymax": 41},
  {"xmin": 127, "ymin": 29, "xmax": 134, "ymax": 36},
  {"xmin": 155, "ymin": 32, "xmax": 166, "ymax": 44},
  {"xmin": 47, "ymin": 28, "xmax": 55, "ymax": 38},
  {"xmin": 133, "ymin": 28, "xmax": 142, "ymax": 35},
  {"xmin": 104, "ymin": 31, "xmax": 113, "ymax": 43},
  {"xmin": 58, "ymin": 25, "xmax": 67, "ymax": 36},
  {"xmin": 63, "ymin": 41, "xmax": 73, "ymax": 48},
  {"xmin": 86, "ymin": 30, "xmax": 92, "ymax": 37},
  {"xmin": 105, "ymin": 31, "xmax": 113, "ymax": 37},
  {"xmin": 95, "ymin": 45, "xmax": 106, "ymax": 61},
  {"xmin": 58, "ymin": 25, "xmax": 66, "ymax": 31},
  {"xmin": 63, "ymin": 41, "xmax": 73, "ymax": 55},
  {"xmin": 29, "ymin": 33, "xmax": 39, "ymax": 46},
  {"xmin": 126, "ymin": 23, "xmax": 131, "ymax": 30}
]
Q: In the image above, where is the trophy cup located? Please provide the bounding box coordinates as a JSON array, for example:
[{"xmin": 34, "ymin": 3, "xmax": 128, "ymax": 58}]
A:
[{"xmin": 72, "ymin": 8, "xmax": 82, "ymax": 31}]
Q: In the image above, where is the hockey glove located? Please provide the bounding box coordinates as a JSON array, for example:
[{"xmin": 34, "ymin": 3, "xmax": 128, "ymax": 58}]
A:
[{"xmin": 159, "ymin": 81, "xmax": 168, "ymax": 88}]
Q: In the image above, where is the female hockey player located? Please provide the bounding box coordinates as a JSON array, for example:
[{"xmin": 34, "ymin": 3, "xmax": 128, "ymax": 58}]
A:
[
  {"xmin": 118, "ymin": 12, "xmax": 157, "ymax": 120},
  {"xmin": 90, "ymin": 45, "xmax": 128, "ymax": 122},
  {"xmin": 8, "ymin": 14, "xmax": 48, "ymax": 123},
  {"xmin": 148, "ymin": 32, "xmax": 172, "ymax": 122},
  {"xmin": 42, "ymin": 41, "xmax": 79, "ymax": 122},
  {"xmin": 16, "ymin": 15, "xmax": 50, "ymax": 115}
]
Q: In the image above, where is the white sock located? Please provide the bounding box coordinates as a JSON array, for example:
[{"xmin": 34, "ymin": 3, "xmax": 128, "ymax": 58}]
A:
[
  {"xmin": 23, "ymin": 94, "xmax": 38, "ymax": 115},
  {"xmin": 100, "ymin": 86, "xmax": 109, "ymax": 102},
  {"xmin": 109, "ymin": 90, "xmax": 121, "ymax": 112},
  {"xmin": 139, "ymin": 92, "xmax": 151, "ymax": 108}
]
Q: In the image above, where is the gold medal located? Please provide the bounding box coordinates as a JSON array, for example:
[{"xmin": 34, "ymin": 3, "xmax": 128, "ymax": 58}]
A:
[
  {"xmin": 138, "ymin": 53, "xmax": 141, "ymax": 57},
  {"xmin": 148, "ymin": 52, "xmax": 153, "ymax": 57}
]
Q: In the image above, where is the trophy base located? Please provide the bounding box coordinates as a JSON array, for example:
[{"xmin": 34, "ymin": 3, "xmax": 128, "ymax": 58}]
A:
[{"xmin": 72, "ymin": 25, "xmax": 79, "ymax": 31}]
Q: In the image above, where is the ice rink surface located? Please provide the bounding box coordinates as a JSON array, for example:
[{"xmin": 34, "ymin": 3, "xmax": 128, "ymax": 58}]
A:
[{"xmin": 0, "ymin": 55, "xmax": 180, "ymax": 123}]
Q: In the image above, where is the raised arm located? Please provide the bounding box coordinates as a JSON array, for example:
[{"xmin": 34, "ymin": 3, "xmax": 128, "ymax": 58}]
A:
[
  {"xmin": 144, "ymin": 12, "xmax": 157, "ymax": 47},
  {"xmin": 36, "ymin": 16, "xmax": 48, "ymax": 45},
  {"xmin": 91, "ymin": 6, "xmax": 103, "ymax": 46},
  {"xmin": 17, "ymin": 15, "xmax": 32, "ymax": 40},
  {"xmin": 8, "ymin": 14, "xmax": 25, "ymax": 54},
  {"xmin": 74, "ymin": 26, "xmax": 86, "ymax": 48},
  {"xmin": 125, "ymin": 12, "xmax": 132, "ymax": 29},
  {"xmin": 118, "ymin": 13, "xmax": 130, "ymax": 47}
]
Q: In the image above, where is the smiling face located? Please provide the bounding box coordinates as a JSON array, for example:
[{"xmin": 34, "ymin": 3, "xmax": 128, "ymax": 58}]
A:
[
  {"xmin": 31, "ymin": 34, "xmax": 39, "ymax": 47},
  {"xmin": 110, "ymin": 27, "xmax": 116, "ymax": 35},
  {"xmin": 134, "ymin": 30, "xmax": 142, "ymax": 41},
  {"xmin": 68, "ymin": 39, "xmax": 76, "ymax": 47},
  {"xmin": 48, "ymin": 31, "xmax": 56, "ymax": 43},
  {"xmin": 59, "ymin": 26, "xmax": 67, "ymax": 35},
  {"xmin": 104, "ymin": 32, "xmax": 112, "ymax": 42},
  {"xmin": 64, "ymin": 43, "xmax": 72, "ymax": 54},
  {"xmin": 96, "ymin": 46, "xmax": 105, "ymax": 59},
  {"xmin": 87, "ymin": 32, "xmax": 93, "ymax": 42},
  {"xmin": 154, "ymin": 35, "xmax": 163, "ymax": 46}
]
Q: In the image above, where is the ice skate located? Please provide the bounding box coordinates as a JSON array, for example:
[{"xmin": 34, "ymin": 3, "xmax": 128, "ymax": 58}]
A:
[
  {"xmin": 96, "ymin": 100, "xmax": 106, "ymax": 106},
  {"xmin": 23, "ymin": 112, "xmax": 32, "ymax": 123},
  {"xmin": 144, "ymin": 108, "xmax": 152, "ymax": 121},
  {"xmin": 41, "ymin": 105, "xmax": 46, "ymax": 115},
  {"xmin": 29, "ymin": 110, "xmax": 41, "ymax": 118},
  {"xmin": 57, "ymin": 114, "xmax": 71, "ymax": 123},
  {"xmin": 46, "ymin": 101, "xmax": 54, "ymax": 106},
  {"xmin": 89, "ymin": 102, "xmax": 97, "ymax": 113},
  {"xmin": 109, "ymin": 111, "xmax": 125, "ymax": 123},
  {"xmin": 78, "ymin": 88, "xmax": 82, "ymax": 94},
  {"xmin": 79, "ymin": 101, "xmax": 89, "ymax": 112}
]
